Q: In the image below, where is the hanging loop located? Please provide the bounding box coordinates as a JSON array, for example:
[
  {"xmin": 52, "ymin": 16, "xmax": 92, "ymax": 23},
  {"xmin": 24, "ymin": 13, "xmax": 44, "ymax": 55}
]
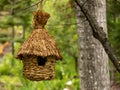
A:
[
  {"xmin": 33, "ymin": 0, "xmax": 50, "ymax": 29},
  {"xmin": 39, "ymin": 0, "xmax": 44, "ymax": 10}
]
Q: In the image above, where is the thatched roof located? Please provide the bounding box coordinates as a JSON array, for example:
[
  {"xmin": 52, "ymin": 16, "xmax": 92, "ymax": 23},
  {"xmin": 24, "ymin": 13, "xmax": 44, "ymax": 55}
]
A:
[{"xmin": 16, "ymin": 10, "xmax": 62, "ymax": 60}]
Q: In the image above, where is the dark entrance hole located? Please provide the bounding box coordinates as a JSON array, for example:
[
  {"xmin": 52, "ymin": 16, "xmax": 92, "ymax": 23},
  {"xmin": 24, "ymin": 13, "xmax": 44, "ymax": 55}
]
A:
[{"xmin": 37, "ymin": 56, "xmax": 47, "ymax": 66}]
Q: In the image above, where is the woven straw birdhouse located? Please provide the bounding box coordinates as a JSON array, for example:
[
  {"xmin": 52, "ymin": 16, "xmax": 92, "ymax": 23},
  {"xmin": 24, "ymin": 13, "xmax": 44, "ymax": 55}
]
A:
[{"xmin": 16, "ymin": 10, "xmax": 62, "ymax": 81}]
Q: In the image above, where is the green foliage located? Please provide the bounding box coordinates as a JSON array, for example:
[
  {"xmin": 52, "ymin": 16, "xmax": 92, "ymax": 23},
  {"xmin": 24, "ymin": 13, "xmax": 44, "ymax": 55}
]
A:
[
  {"xmin": 0, "ymin": 0, "xmax": 32, "ymax": 28},
  {"xmin": 107, "ymin": 0, "xmax": 120, "ymax": 82},
  {"xmin": 107, "ymin": 0, "xmax": 120, "ymax": 55},
  {"xmin": 44, "ymin": 0, "xmax": 78, "ymax": 58},
  {"xmin": 1, "ymin": 0, "xmax": 120, "ymax": 89},
  {"xmin": 0, "ymin": 0, "xmax": 79, "ymax": 89},
  {"xmin": 0, "ymin": 53, "xmax": 79, "ymax": 90}
]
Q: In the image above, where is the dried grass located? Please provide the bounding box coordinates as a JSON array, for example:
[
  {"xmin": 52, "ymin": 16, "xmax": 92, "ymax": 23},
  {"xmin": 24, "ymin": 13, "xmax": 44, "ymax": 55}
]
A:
[
  {"xmin": 16, "ymin": 10, "xmax": 62, "ymax": 81},
  {"xmin": 22, "ymin": 56, "xmax": 56, "ymax": 81}
]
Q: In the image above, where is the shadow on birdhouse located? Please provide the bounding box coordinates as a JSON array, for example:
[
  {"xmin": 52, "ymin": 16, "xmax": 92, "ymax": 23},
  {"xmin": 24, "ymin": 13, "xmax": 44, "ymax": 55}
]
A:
[{"xmin": 16, "ymin": 10, "xmax": 62, "ymax": 81}]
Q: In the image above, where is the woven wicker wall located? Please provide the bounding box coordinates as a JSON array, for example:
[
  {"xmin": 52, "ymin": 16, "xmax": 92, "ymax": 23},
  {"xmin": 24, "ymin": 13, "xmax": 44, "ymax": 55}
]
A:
[{"xmin": 22, "ymin": 55, "xmax": 56, "ymax": 81}]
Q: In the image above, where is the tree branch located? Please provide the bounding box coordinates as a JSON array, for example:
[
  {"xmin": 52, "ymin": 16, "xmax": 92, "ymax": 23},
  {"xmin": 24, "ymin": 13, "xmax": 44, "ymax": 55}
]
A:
[
  {"xmin": 74, "ymin": 0, "xmax": 120, "ymax": 73},
  {"xmin": 18, "ymin": 2, "xmax": 39, "ymax": 11}
]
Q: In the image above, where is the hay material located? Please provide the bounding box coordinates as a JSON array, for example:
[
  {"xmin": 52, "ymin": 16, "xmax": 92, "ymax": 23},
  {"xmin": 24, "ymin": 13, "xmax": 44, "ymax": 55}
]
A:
[
  {"xmin": 16, "ymin": 10, "xmax": 62, "ymax": 60},
  {"xmin": 33, "ymin": 10, "xmax": 50, "ymax": 29},
  {"xmin": 23, "ymin": 56, "xmax": 56, "ymax": 81},
  {"xmin": 16, "ymin": 10, "xmax": 62, "ymax": 81}
]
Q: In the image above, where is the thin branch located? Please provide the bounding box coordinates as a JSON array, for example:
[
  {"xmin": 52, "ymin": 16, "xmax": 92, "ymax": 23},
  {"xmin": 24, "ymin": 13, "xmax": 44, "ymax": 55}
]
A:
[
  {"xmin": 0, "ymin": 1, "xmax": 40, "ymax": 14},
  {"xmin": 15, "ymin": 0, "xmax": 42, "ymax": 12},
  {"xmin": 74, "ymin": 0, "xmax": 120, "ymax": 73}
]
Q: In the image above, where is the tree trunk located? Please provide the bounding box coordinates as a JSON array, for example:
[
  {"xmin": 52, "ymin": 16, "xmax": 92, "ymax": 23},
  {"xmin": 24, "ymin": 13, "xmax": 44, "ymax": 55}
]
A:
[
  {"xmin": 11, "ymin": 26, "xmax": 15, "ymax": 57},
  {"xmin": 75, "ymin": 0, "xmax": 110, "ymax": 90},
  {"xmin": 11, "ymin": 0, "xmax": 15, "ymax": 57},
  {"xmin": 22, "ymin": 25, "xmax": 26, "ymax": 40}
]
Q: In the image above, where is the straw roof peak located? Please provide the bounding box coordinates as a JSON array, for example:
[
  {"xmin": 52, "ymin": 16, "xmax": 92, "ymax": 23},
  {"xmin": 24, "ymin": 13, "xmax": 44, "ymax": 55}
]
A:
[{"xmin": 33, "ymin": 10, "xmax": 50, "ymax": 29}]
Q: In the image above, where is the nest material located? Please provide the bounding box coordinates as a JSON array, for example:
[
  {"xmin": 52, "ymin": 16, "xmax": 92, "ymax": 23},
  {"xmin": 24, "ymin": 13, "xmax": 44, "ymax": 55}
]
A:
[
  {"xmin": 16, "ymin": 10, "xmax": 63, "ymax": 81},
  {"xmin": 33, "ymin": 10, "xmax": 50, "ymax": 29},
  {"xmin": 23, "ymin": 55, "xmax": 56, "ymax": 81},
  {"xmin": 16, "ymin": 10, "xmax": 62, "ymax": 60}
]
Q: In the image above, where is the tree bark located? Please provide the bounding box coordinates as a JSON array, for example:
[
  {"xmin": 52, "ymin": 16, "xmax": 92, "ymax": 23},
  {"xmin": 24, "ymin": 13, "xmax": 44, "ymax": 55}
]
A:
[
  {"xmin": 75, "ymin": 0, "xmax": 110, "ymax": 90},
  {"xmin": 11, "ymin": 0, "xmax": 15, "ymax": 57},
  {"xmin": 22, "ymin": 25, "xmax": 26, "ymax": 40}
]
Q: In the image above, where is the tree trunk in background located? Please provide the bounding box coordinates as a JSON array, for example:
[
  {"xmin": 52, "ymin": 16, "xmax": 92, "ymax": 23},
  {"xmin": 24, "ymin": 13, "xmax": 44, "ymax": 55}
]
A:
[
  {"xmin": 22, "ymin": 25, "xmax": 26, "ymax": 40},
  {"xmin": 11, "ymin": 26, "xmax": 15, "ymax": 57},
  {"xmin": 11, "ymin": 0, "xmax": 15, "ymax": 57},
  {"xmin": 75, "ymin": 0, "xmax": 110, "ymax": 90}
]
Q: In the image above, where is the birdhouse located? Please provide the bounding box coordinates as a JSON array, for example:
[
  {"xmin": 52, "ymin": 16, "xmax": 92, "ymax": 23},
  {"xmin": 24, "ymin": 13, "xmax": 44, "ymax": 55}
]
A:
[{"xmin": 16, "ymin": 10, "xmax": 62, "ymax": 81}]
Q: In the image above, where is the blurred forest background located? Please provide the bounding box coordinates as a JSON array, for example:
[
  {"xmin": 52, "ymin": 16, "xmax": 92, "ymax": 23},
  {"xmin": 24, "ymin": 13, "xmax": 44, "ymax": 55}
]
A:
[{"xmin": 0, "ymin": 0, "xmax": 120, "ymax": 90}]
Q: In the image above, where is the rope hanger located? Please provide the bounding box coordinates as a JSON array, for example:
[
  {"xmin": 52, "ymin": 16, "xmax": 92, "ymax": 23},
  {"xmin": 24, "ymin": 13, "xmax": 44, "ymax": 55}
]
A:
[{"xmin": 38, "ymin": 0, "xmax": 43, "ymax": 10}]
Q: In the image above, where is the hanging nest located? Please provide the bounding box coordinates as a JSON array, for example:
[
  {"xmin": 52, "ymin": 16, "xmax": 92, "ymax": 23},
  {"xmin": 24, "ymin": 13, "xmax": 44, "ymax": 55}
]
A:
[{"xmin": 16, "ymin": 10, "xmax": 62, "ymax": 81}]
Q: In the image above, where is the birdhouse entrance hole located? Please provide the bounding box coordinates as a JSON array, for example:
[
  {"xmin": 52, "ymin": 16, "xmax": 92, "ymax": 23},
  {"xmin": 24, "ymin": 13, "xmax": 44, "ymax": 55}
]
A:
[{"xmin": 37, "ymin": 56, "xmax": 47, "ymax": 66}]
